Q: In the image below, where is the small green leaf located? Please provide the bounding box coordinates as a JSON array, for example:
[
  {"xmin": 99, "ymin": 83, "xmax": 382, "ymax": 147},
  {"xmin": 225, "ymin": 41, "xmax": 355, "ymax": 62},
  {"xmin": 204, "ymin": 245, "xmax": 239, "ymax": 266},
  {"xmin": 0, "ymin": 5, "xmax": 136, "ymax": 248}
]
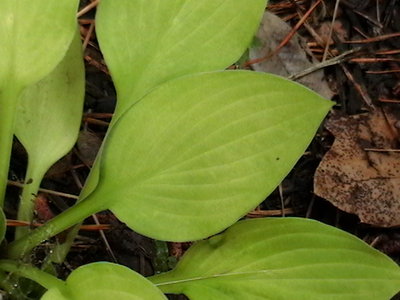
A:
[
  {"xmin": 0, "ymin": 0, "xmax": 79, "ymax": 88},
  {"xmin": 96, "ymin": 0, "xmax": 267, "ymax": 116},
  {"xmin": 41, "ymin": 263, "xmax": 167, "ymax": 300},
  {"xmin": 15, "ymin": 29, "xmax": 84, "ymax": 181},
  {"xmin": 14, "ymin": 30, "xmax": 84, "ymax": 234},
  {"xmin": 90, "ymin": 71, "xmax": 332, "ymax": 241},
  {"xmin": 150, "ymin": 218, "xmax": 400, "ymax": 300}
]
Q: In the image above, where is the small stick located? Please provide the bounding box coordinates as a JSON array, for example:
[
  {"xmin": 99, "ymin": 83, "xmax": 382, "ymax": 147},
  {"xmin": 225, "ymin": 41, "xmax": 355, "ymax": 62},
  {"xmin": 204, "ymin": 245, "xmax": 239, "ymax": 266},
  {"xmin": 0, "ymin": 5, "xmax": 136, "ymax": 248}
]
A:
[
  {"xmin": 83, "ymin": 117, "xmax": 110, "ymax": 127},
  {"xmin": 7, "ymin": 180, "xmax": 79, "ymax": 200},
  {"xmin": 350, "ymin": 58, "xmax": 400, "ymax": 63},
  {"xmin": 82, "ymin": 22, "xmax": 95, "ymax": 51},
  {"xmin": 366, "ymin": 69, "xmax": 400, "ymax": 74},
  {"xmin": 322, "ymin": 0, "xmax": 341, "ymax": 62},
  {"xmin": 364, "ymin": 148, "xmax": 400, "ymax": 152},
  {"xmin": 289, "ymin": 48, "xmax": 360, "ymax": 80},
  {"xmin": 344, "ymin": 32, "xmax": 400, "ymax": 44},
  {"xmin": 77, "ymin": 0, "xmax": 100, "ymax": 18},
  {"xmin": 341, "ymin": 65, "xmax": 374, "ymax": 108},
  {"xmin": 247, "ymin": 208, "xmax": 294, "ymax": 217},
  {"xmin": 379, "ymin": 98, "xmax": 400, "ymax": 103}
]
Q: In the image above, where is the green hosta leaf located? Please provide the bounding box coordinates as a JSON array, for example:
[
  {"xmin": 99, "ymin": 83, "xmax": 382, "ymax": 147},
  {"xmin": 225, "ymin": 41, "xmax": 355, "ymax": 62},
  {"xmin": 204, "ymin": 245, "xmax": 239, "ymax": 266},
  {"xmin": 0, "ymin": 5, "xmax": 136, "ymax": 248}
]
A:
[
  {"xmin": 90, "ymin": 71, "xmax": 332, "ymax": 241},
  {"xmin": 15, "ymin": 30, "xmax": 84, "ymax": 184},
  {"xmin": 96, "ymin": 0, "xmax": 267, "ymax": 116},
  {"xmin": 0, "ymin": 0, "xmax": 79, "ymax": 205},
  {"xmin": 14, "ymin": 31, "xmax": 84, "ymax": 231},
  {"xmin": 41, "ymin": 263, "xmax": 167, "ymax": 300},
  {"xmin": 41, "ymin": 288, "xmax": 68, "ymax": 300},
  {"xmin": 0, "ymin": 0, "xmax": 79, "ymax": 88},
  {"xmin": 150, "ymin": 218, "xmax": 400, "ymax": 300}
]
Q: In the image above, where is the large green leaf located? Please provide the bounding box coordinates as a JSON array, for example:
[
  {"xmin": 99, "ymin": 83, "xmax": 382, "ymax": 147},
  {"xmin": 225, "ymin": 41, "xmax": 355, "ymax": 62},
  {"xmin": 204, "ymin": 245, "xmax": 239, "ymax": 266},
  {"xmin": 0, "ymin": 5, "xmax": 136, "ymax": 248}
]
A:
[
  {"xmin": 88, "ymin": 71, "xmax": 332, "ymax": 241},
  {"xmin": 41, "ymin": 263, "xmax": 167, "ymax": 300},
  {"xmin": 0, "ymin": 0, "xmax": 79, "ymax": 88},
  {"xmin": 149, "ymin": 218, "xmax": 400, "ymax": 300},
  {"xmin": 95, "ymin": 0, "xmax": 267, "ymax": 116},
  {"xmin": 14, "ymin": 31, "xmax": 84, "ymax": 235}
]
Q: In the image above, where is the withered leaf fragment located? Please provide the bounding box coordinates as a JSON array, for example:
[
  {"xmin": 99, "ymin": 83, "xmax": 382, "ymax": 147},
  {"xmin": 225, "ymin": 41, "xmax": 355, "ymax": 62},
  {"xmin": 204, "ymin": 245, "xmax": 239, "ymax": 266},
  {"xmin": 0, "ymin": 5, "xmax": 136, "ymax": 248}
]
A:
[{"xmin": 314, "ymin": 109, "xmax": 400, "ymax": 227}]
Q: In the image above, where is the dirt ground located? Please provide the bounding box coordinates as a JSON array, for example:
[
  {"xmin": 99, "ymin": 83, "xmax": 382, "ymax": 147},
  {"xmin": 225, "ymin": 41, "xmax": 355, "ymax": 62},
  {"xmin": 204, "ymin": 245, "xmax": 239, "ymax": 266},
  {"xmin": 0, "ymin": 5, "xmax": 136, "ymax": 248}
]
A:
[{"xmin": 5, "ymin": 0, "xmax": 400, "ymax": 299}]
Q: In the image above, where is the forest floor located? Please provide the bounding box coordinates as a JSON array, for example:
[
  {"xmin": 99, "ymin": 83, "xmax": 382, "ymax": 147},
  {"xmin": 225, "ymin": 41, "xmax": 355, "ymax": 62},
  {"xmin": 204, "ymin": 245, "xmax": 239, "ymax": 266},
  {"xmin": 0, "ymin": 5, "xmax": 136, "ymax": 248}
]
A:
[{"xmin": 5, "ymin": 0, "xmax": 400, "ymax": 299}]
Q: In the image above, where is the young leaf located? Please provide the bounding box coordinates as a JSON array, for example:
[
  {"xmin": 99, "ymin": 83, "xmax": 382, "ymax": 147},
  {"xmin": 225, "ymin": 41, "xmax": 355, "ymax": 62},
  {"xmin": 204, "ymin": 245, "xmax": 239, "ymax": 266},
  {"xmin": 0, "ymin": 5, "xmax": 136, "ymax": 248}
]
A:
[
  {"xmin": 0, "ymin": 0, "xmax": 79, "ymax": 204},
  {"xmin": 14, "ymin": 31, "xmax": 85, "ymax": 238},
  {"xmin": 90, "ymin": 71, "xmax": 332, "ymax": 241},
  {"xmin": 40, "ymin": 263, "xmax": 167, "ymax": 300},
  {"xmin": 149, "ymin": 218, "xmax": 400, "ymax": 300},
  {"xmin": 95, "ymin": 0, "xmax": 267, "ymax": 116}
]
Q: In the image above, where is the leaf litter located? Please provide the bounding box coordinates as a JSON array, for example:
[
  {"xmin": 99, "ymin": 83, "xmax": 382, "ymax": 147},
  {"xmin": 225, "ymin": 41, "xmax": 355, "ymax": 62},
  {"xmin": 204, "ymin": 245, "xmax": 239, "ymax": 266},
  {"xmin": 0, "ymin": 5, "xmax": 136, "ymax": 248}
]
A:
[
  {"xmin": 314, "ymin": 108, "xmax": 400, "ymax": 227},
  {"xmin": 249, "ymin": 11, "xmax": 333, "ymax": 99}
]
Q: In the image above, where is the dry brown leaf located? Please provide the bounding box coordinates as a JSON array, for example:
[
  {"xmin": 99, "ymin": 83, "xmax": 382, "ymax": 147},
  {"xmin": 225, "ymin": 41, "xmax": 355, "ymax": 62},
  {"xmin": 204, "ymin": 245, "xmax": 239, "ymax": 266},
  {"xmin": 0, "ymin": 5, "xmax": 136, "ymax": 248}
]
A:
[
  {"xmin": 249, "ymin": 11, "xmax": 333, "ymax": 99},
  {"xmin": 314, "ymin": 109, "xmax": 400, "ymax": 227}
]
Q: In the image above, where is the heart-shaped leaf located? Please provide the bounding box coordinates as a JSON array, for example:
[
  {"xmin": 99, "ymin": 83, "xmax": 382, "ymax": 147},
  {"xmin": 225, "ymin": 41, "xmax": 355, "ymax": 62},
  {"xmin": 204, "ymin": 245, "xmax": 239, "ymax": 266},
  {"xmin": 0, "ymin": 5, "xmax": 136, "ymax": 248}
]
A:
[
  {"xmin": 95, "ymin": 0, "xmax": 267, "ymax": 116},
  {"xmin": 14, "ymin": 31, "xmax": 85, "ymax": 234},
  {"xmin": 88, "ymin": 71, "xmax": 332, "ymax": 241},
  {"xmin": 41, "ymin": 263, "xmax": 167, "ymax": 300},
  {"xmin": 149, "ymin": 218, "xmax": 400, "ymax": 300}
]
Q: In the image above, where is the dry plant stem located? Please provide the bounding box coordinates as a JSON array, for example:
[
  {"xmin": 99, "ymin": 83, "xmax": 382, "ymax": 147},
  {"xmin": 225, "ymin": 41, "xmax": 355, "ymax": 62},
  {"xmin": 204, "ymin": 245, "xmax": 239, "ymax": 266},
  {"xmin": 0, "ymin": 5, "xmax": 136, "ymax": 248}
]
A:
[
  {"xmin": 6, "ymin": 197, "xmax": 106, "ymax": 259},
  {"xmin": 0, "ymin": 259, "xmax": 64, "ymax": 291},
  {"xmin": 322, "ymin": 0, "xmax": 341, "ymax": 61},
  {"xmin": 288, "ymin": 48, "xmax": 360, "ymax": 80},
  {"xmin": 344, "ymin": 32, "xmax": 400, "ymax": 44},
  {"xmin": 0, "ymin": 86, "xmax": 22, "ymax": 206}
]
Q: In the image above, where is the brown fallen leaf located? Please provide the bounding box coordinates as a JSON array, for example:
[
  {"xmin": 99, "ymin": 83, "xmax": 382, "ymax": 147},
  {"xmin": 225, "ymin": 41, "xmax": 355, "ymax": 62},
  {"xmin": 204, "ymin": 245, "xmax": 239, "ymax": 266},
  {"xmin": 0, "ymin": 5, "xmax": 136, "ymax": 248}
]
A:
[
  {"xmin": 249, "ymin": 11, "xmax": 333, "ymax": 99},
  {"xmin": 314, "ymin": 109, "xmax": 400, "ymax": 227}
]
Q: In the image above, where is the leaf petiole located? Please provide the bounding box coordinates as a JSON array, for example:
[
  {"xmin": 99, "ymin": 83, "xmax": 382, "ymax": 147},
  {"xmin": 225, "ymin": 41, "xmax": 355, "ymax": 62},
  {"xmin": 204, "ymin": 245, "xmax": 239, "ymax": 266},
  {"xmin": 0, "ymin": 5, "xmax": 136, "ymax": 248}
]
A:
[
  {"xmin": 6, "ymin": 195, "xmax": 107, "ymax": 260},
  {"xmin": 0, "ymin": 259, "xmax": 64, "ymax": 291},
  {"xmin": 0, "ymin": 86, "xmax": 22, "ymax": 206}
]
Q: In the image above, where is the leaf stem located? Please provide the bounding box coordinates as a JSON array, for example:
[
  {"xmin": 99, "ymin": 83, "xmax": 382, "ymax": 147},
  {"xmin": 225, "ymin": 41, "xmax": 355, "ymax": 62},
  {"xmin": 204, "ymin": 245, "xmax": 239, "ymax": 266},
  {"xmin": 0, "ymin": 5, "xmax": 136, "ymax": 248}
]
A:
[
  {"xmin": 6, "ymin": 197, "xmax": 106, "ymax": 259},
  {"xmin": 0, "ymin": 86, "xmax": 22, "ymax": 207},
  {"xmin": 15, "ymin": 162, "xmax": 45, "ymax": 240},
  {"xmin": 0, "ymin": 259, "xmax": 64, "ymax": 291}
]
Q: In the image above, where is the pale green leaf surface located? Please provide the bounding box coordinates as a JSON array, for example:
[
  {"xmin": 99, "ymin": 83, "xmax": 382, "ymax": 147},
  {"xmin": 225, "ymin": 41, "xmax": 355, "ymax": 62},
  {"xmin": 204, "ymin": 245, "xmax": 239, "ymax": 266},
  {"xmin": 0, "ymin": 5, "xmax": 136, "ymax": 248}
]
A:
[
  {"xmin": 41, "ymin": 262, "xmax": 167, "ymax": 300},
  {"xmin": 90, "ymin": 71, "xmax": 332, "ymax": 241},
  {"xmin": 15, "ymin": 31, "xmax": 85, "ymax": 181},
  {"xmin": 96, "ymin": 0, "xmax": 267, "ymax": 116},
  {"xmin": 149, "ymin": 218, "xmax": 400, "ymax": 300},
  {"xmin": 0, "ymin": 0, "xmax": 79, "ymax": 88},
  {"xmin": 41, "ymin": 288, "xmax": 68, "ymax": 300}
]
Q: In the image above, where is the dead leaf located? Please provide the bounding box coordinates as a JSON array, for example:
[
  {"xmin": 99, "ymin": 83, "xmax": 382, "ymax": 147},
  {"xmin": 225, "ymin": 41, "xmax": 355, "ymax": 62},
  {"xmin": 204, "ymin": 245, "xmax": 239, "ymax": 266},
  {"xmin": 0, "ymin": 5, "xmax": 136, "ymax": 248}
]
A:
[
  {"xmin": 314, "ymin": 109, "xmax": 400, "ymax": 227},
  {"xmin": 249, "ymin": 11, "xmax": 333, "ymax": 99},
  {"xmin": 77, "ymin": 130, "xmax": 102, "ymax": 166}
]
